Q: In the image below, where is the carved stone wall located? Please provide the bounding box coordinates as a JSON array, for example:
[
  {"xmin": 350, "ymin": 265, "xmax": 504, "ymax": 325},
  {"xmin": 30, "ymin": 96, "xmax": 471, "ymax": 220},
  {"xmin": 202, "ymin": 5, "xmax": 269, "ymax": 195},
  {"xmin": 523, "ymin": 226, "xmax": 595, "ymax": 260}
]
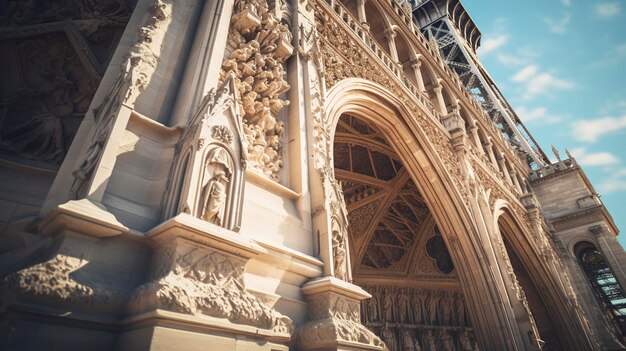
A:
[
  {"xmin": 360, "ymin": 285, "xmax": 478, "ymax": 351},
  {"xmin": 0, "ymin": 0, "xmax": 132, "ymax": 168},
  {"xmin": 128, "ymin": 235, "xmax": 292, "ymax": 335},
  {"xmin": 219, "ymin": 0, "xmax": 294, "ymax": 181}
]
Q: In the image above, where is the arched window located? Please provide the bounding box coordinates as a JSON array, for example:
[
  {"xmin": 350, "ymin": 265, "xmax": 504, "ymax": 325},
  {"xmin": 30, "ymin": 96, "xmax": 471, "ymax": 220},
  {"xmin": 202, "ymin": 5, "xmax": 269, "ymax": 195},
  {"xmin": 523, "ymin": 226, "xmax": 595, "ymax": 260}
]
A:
[{"xmin": 576, "ymin": 242, "xmax": 626, "ymax": 337}]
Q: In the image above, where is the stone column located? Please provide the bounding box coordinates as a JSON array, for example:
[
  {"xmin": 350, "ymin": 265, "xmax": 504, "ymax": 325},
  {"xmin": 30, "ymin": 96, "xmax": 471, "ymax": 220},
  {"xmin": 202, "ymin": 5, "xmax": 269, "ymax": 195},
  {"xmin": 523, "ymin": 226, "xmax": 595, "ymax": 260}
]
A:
[
  {"xmin": 497, "ymin": 154, "xmax": 511, "ymax": 183},
  {"xmin": 484, "ymin": 140, "xmax": 498, "ymax": 166},
  {"xmin": 468, "ymin": 120, "xmax": 484, "ymax": 155},
  {"xmin": 357, "ymin": 0, "xmax": 368, "ymax": 27},
  {"xmin": 385, "ymin": 28, "xmax": 400, "ymax": 65},
  {"xmin": 434, "ymin": 79, "xmax": 448, "ymax": 115},
  {"xmin": 510, "ymin": 168, "xmax": 522, "ymax": 194},
  {"xmin": 410, "ymin": 56, "xmax": 426, "ymax": 92}
]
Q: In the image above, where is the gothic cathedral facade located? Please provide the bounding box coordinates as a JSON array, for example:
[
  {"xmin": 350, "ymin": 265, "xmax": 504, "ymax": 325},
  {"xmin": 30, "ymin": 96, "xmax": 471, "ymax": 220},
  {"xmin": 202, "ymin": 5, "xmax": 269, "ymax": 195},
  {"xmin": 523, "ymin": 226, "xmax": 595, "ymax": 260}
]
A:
[{"xmin": 0, "ymin": 0, "xmax": 624, "ymax": 350}]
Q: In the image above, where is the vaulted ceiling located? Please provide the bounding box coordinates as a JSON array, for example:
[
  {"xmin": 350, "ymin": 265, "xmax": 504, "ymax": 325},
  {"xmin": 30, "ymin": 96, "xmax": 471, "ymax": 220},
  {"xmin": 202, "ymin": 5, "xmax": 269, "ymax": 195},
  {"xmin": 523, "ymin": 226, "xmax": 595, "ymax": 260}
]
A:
[{"xmin": 334, "ymin": 114, "xmax": 455, "ymax": 279}]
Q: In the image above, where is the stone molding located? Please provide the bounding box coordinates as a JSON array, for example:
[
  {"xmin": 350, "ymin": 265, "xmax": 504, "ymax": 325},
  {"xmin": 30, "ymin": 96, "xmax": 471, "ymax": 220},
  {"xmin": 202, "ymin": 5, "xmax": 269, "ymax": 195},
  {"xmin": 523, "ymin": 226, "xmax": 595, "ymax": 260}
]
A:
[
  {"xmin": 297, "ymin": 277, "xmax": 385, "ymax": 350},
  {"xmin": 127, "ymin": 213, "xmax": 294, "ymax": 338}
]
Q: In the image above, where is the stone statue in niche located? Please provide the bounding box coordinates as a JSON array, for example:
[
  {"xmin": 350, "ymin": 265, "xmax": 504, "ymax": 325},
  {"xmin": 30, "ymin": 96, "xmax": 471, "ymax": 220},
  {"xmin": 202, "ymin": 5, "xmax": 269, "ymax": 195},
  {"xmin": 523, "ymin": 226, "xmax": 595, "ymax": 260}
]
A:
[
  {"xmin": 425, "ymin": 290, "xmax": 438, "ymax": 325},
  {"xmin": 331, "ymin": 221, "xmax": 347, "ymax": 280},
  {"xmin": 382, "ymin": 287, "xmax": 394, "ymax": 322},
  {"xmin": 201, "ymin": 171, "xmax": 229, "ymax": 225},
  {"xmin": 382, "ymin": 325, "xmax": 397, "ymax": 351},
  {"xmin": 454, "ymin": 292, "xmax": 466, "ymax": 326},
  {"xmin": 164, "ymin": 76, "xmax": 247, "ymax": 232},
  {"xmin": 459, "ymin": 330, "xmax": 473, "ymax": 351},
  {"xmin": 200, "ymin": 148, "xmax": 233, "ymax": 226},
  {"xmin": 422, "ymin": 329, "xmax": 436, "ymax": 351},
  {"xmin": 440, "ymin": 291, "xmax": 453, "ymax": 325},
  {"xmin": 401, "ymin": 328, "xmax": 415, "ymax": 351},
  {"xmin": 366, "ymin": 288, "xmax": 379, "ymax": 323},
  {"xmin": 438, "ymin": 330, "xmax": 455, "ymax": 351},
  {"xmin": 397, "ymin": 288, "xmax": 410, "ymax": 324},
  {"xmin": 411, "ymin": 290, "xmax": 423, "ymax": 324}
]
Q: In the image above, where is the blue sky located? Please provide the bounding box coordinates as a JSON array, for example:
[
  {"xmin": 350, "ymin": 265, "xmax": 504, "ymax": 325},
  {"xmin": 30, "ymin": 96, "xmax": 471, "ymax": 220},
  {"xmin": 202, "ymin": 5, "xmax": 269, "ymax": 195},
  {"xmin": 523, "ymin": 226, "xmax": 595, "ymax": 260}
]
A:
[{"xmin": 461, "ymin": 0, "xmax": 626, "ymax": 247}]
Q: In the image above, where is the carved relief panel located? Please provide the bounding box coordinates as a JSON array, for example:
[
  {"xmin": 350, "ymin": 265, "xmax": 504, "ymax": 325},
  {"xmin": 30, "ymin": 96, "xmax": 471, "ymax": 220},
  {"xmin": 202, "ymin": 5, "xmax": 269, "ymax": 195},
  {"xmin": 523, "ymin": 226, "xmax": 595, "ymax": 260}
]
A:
[
  {"xmin": 361, "ymin": 285, "xmax": 478, "ymax": 351},
  {"xmin": 0, "ymin": 0, "xmax": 132, "ymax": 168},
  {"xmin": 219, "ymin": 0, "xmax": 294, "ymax": 181},
  {"xmin": 163, "ymin": 76, "xmax": 246, "ymax": 231}
]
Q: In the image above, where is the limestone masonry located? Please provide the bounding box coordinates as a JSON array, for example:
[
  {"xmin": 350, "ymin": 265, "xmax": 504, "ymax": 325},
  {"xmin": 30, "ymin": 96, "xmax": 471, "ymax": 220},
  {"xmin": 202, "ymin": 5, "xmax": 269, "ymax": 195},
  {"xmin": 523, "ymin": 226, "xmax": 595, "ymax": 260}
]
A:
[{"xmin": 0, "ymin": 0, "xmax": 624, "ymax": 350}]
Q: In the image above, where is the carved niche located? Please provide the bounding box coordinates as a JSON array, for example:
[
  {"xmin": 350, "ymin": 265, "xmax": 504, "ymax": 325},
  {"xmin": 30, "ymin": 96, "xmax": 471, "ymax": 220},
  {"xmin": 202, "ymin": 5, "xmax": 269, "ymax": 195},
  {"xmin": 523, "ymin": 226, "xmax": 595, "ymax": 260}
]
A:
[
  {"xmin": 163, "ymin": 75, "xmax": 246, "ymax": 231},
  {"xmin": 0, "ymin": 0, "xmax": 132, "ymax": 168},
  {"xmin": 219, "ymin": 0, "xmax": 294, "ymax": 181},
  {"xmin": 323, "ymin": 166, "xmax": 350, "ymax": 281}
]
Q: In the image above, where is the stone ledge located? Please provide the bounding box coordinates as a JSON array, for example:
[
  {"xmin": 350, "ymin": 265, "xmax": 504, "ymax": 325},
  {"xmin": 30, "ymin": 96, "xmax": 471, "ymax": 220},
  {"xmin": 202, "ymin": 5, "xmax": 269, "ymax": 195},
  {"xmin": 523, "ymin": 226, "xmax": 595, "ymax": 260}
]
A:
[
  {"xmin": 302, "ymin": 276, "xmax": 371, "ymax": 301},
  {"xmin": 146, "ymin": 213, "xmax": 266, "ymax": 259},
  {"xmin": 40, "ymin": 199, "xmax": 128, "ymax": 238},
  {"xmin": 123, "ymin": 309, "xmax": 291, "ymax": 343}
]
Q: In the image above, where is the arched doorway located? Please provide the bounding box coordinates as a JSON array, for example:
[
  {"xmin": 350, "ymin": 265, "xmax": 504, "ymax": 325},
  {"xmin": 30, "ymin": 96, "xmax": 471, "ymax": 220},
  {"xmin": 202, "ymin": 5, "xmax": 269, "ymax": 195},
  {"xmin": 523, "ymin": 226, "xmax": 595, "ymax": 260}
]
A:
[
  {"xmin": 496, "ymin": 210, "xmax": 566, "ymax": 350},
  {"xmin": 333, "ymin": 113, "xmax": 477, "ymax": 350},
  {"xmin": 321, "ymin": 78, "xmax": 534, "ymax": 350}
]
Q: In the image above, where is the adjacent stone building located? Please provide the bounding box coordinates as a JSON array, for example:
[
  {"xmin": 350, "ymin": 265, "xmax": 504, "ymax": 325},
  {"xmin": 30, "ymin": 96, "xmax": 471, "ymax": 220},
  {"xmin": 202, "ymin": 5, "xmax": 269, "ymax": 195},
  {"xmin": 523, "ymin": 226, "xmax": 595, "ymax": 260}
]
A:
[{"xmin": 0, "ymin": 0, "xmax": 624, "ymax": 350}]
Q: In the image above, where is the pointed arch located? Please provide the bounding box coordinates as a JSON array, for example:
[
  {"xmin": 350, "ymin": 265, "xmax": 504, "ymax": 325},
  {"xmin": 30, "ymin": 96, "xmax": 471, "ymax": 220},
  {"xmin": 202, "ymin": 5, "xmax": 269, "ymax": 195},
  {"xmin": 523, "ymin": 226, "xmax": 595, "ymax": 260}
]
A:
[
  {"xmin": 493, "ymin": 201, "xmax": 596, "ymax": 351},
  {"xmin": 324, "ymin": 78, "xmax": 523, "ymax": 350}
]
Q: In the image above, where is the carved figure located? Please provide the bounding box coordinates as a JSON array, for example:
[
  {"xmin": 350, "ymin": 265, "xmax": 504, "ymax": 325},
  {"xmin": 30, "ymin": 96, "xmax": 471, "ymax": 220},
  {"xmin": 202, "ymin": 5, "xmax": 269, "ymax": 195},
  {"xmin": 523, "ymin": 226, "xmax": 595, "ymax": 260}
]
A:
[
  {"xmin": 382, "ymin": 288, "xmax": 394, "ymax": 322},
  {"xmin": 367, "ymin": 288, "xmax": 379, "ymax": 322},
  {"xmin": 413, "ymin": 335, "xmax": 422, "ymax": 351},
  {"xmin": 440, "ymin": 292, "xmax": 453, "ymax": 325},
  {"xmin": 220, "ymin": 0, "xmax": 293, "ymax": 180},
  {"xmin": 382, "ymin": 326, "xmax": 397, "ymax": 351},
  {"xmin": 397, "ymin": 289, "xmax": 410, "ymax": 324},
  {"xmin": 459, "ymin": 330, "xmax": 473, "ymax": 351},
  {"xmin": 425, "ymin": 291, "xmax": 438, "ymax": 325},
  {"xmin": 401, "ymin": 329, "xmax": 415, "ymax": 351},
  {"xmin": 201, "ymin": 170, "xmax": 229, "ymax": 225},
  {"xmin": 332, "ymin": 227, "xmax": 347, "ymax": 280},
  {"xmin": 411, "ymin": 291, "xmax": 423, "ymax": 324},
  {"xmin": 454, "ymin": 292, "xmax": 466, "ymax": 326},
  {"xmin": 422, "ymin": 329, "xmax": 436, "ymax": 351},
  {"xmin": 438, "ymin": 330, "xmax": 455, "ymax": 351}
]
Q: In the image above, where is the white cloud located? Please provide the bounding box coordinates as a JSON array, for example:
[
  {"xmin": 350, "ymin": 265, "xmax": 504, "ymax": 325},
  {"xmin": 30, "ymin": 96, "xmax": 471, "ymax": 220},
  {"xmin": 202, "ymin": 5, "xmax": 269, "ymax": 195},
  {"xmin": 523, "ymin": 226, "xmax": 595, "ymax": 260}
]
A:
[
  {"xmin": 597, "ymin": 167, "xmax": 626, "ymax": 193},
  {"xmin": 570, "ymin": 114, "xmax": 626, "ymax": 142},
  {"xmin": 496, "ymin": 54, "xmax": 526, "ymax": 66},
  {"xmin": 562, "ymin": 0, "xmax": 571, "ymax": 6},
  {"xmin": 480, "ymin": 35, "xmax": 509, "ymax": 55},
  {"xmin": 511, "ymin": 65, "xmax": 575, "ymax": 100},
  {"xmin": 595, "ymin": 2, "xmax": 620, "ymax": 18},
  {"xmin": 543, "ymin": 13, "xmax": 571, "ymax": 34},
  {"xmin": 598, "ymin": 178, "xmax": 626, "ymax": 193},
  {"xmin": 512, "ymin": 65, "xmax": 538, "ymax": 82},
  {"xmin": 515, "ymin": 106, "xmax": 561, "ymax": 124},
  {"xmin": 616, "ymin": 43, "xmax": 626, "ymax": 56},
  {"xmin": 568, "ymin": 147, "xmax": 620, "ymax": 166}
]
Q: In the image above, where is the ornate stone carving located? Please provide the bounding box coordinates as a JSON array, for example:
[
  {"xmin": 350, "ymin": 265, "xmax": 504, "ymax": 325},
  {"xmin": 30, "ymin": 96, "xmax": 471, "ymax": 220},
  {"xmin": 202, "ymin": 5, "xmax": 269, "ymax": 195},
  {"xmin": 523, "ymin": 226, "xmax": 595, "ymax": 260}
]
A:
[
  {"xmin": 1, "ymin": 238, "xmax": 127, "ymax": 314},
  {"xmin": 297, "ymin": 279, "xmax": 385, "ymax": 349},
  {"xmin": 163, "ymin": 76, "xmax": 247, "ymax": 231},
  {"xmin": 128, "ymin": 237, "xmax": 292, "ymax": 335},
  {"xmin": 220, "ymin": 0, "xmax": 294, "ymax": 181},
  {"xmin": 0, "ymin": 1, "xmax": 131, "ymax": 167},
  {"xmin": 213, "ymin": 125, "xmax": 234, "ymax": 144},
  {"xmin": 314, "ymin": 3, "xmax": 469, "ymax": 209},
  {"xmin": 71, "ymin": 0, "xmax": 171, "ymax": 196},
  {"xmin": 323, "ymin": 166, "xmax": 350, "ymax": 280}
]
